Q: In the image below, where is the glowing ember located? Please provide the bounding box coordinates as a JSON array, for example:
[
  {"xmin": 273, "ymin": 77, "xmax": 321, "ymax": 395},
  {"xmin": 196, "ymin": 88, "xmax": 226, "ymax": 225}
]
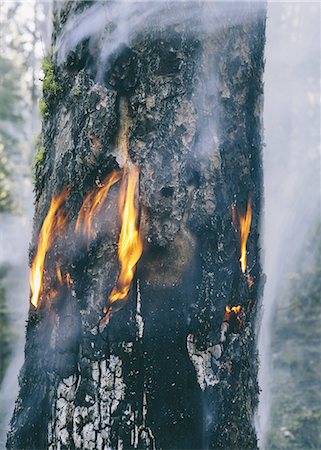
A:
[
  {"xmin": 75, "ymin": 170, "xmax": 121, "ymax": 239},
  {"xmin": 30, "ymin": 189, "xmax": 69, "ymax": 308},
  {"xmin": 239, "ymin": 199, "xmax": 252, "ymax": 273},
  {"xmin": 109, "ymin": 165, "xmax": 143, "ymax": 304}
]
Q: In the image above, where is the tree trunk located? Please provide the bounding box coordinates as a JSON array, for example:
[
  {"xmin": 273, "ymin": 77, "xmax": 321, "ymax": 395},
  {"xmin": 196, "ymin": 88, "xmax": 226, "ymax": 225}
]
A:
[{"xmin": 8, "ymin": 2, "xmax": 266, "ymax": 449}]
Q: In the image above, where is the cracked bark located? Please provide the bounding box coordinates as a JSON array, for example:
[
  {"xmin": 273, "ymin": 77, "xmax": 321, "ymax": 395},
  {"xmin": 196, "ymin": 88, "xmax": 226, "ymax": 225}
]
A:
[{"xmin": 8, "ymin": 2, "xmax": 266, "ymax": 449}]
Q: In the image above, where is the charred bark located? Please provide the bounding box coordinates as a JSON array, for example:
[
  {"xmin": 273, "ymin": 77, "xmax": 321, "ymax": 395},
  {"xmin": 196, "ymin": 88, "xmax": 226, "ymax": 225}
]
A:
[{"xmin": 8, "ymin": 2, "xmax": 266, "ymax": 449}]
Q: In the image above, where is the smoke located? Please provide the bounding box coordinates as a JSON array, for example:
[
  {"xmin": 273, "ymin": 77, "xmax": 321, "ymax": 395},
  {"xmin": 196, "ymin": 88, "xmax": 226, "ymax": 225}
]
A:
[
  {"xmin": 257, "ymin": 2, "xmax": 320, "ymax": 447},
  {"xmin": 0, "ymin": 206, "xmax": 33, "ymax": 448},
  {"xmin": 56, "ymin": 1, "xmax": 266, "ymax": 73}
]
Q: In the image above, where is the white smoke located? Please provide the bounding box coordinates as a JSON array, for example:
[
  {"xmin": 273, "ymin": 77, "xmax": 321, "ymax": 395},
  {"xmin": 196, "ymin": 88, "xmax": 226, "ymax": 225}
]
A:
[
  {"xmin": 0, "ymin": 200, "xmax": 33, "ymax": 449},
  {"xmin": 56, "ymin": 1, "xmax": 266, "ymax": 70},
  {"xmin": 257, "ymin": 1, "xmax": 320, "ymax": 447}
]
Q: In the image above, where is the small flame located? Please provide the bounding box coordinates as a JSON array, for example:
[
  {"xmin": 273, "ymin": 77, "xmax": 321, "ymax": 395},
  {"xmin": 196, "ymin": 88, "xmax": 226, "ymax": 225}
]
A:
[
  {"xmin": 56, "ymin": 262, "xmax": 63, "ymax": 285},
  {"xmin": 75, "ymin": 170, "xmax": 121, "ymax": 239},
  {"xmin": 30, "ymin": 189, "xmax": 69, "ymax": 307},
  {"xmin": 49, "ymin": 289, "xmax": 58, "ymax": 300},
  {"xmin": 109, "ymin": 165, "xmax": 143, "ymax": 305},
  {"xmin": 225, "ymin": 305, "xmax": 241, "ymax": 315},
  {"xmin": 239, "ymin": 199, "xmax": 252, "ymax": 273},
  {"xmin": 224, "ymin": 305, "xmax": 243, "ymax": 331},
  {"xmin": 56, "ymin": 262, "xmax": 72, "ymax": 289},
  {"xmin": 66, "ymin": 272, "xmax": 72, "ymax": 288}
]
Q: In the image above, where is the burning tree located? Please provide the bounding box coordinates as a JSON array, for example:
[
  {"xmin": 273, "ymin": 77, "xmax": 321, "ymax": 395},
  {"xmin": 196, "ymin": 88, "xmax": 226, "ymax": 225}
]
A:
[{"xmin": 8, "ymin": 2, "xmax": 266, "ymax": 449}]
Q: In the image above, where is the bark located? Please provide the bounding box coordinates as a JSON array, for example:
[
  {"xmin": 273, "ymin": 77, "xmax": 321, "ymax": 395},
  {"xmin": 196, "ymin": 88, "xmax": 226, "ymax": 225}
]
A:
[{"xmin": 8, "ymin": 2, "xmax": 266, "ymax": 449}]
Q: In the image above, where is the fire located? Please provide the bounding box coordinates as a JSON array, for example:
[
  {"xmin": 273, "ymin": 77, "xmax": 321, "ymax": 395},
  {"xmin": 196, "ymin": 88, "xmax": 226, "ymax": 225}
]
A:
[
  {"xmin": 224, "ymin": 305, "xmax": 243, "ymax": 331},
  {"xmin": 75, "ymin": 170, "xmax": 121, "ymax": 239},
  {"xmin": 56, "ymin": 262, "xmax": 72, "ymax": 288},
  {"xmin": 30, "ymin": 189, "xmax": 69, "ymax": 307},
  {"xmin": 225, "ymin": 305, "xmax": 241, "ymax": 315},
  {"xmin": 109, "ymin": 165, "xmax": 143, "ymax": 305},
  {"xmin": 239, "ymin": 199, "xmax": 252, "ymax": 273},
  {"xmin": 56, "ymin": 262, "xmax": 63, "ymax": 285},
  {"xmin": 66, "ymin": 272, "xmax": 72, "ymax": 288}
]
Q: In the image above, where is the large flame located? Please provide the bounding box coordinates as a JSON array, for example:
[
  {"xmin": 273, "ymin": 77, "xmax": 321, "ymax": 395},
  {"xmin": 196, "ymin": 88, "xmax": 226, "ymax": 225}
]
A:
[
  {"xmin": 239, "ymin": 199, "xmax": 252, "ymax": 273},
  {"xmin": 30, "ymin": 189, "xmax": 69, "ymax": 307},
  {"xmin": 109, "ymin": 165, "xmax": 143, "ymax": 305},
  {"xmin": 75, "ymin": 170, "xmax": 121, "ymax": 239}
]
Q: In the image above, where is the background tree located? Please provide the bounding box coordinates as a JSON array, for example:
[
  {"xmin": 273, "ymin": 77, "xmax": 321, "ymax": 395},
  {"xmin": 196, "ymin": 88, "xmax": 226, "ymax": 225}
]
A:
[
  {"xmin": 266, "ymin": 224, "xmax": 321, "ymax": 449},
  {"xmin": 0, "ymin": 1, "xmax": 51, "ymax": 446}
]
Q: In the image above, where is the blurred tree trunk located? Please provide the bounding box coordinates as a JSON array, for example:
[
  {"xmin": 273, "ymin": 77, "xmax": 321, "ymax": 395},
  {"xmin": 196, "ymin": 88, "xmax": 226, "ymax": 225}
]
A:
[{"xmin": 8, "ymin": 2, "xmax": 266, "ymax": 449}]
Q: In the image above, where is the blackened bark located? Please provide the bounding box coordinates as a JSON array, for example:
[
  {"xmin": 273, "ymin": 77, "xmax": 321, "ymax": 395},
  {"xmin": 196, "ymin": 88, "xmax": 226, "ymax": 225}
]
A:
[{"xmin": 8, "ymin": 2, "xmax": 266, "ymax": 449}]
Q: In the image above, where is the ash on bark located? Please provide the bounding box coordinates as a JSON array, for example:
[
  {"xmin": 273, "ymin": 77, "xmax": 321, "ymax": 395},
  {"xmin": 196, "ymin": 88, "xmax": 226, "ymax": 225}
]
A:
[{"xmin": 8, "ymin": 2, "xmax": 266, "ymax": 449}]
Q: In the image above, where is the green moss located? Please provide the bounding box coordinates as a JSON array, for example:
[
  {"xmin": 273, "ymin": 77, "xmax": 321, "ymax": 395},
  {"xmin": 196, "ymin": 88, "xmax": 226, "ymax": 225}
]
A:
[
  {"xmin": 32, "ymin": 139, "xmax": 46, "ymax": 184},
  {"xmin": 39, "ymin": 97, "xmax": 48, "ymax": 118},
  {"xmin": 34, "ymin": 146, "xmax": 45, "ymax": 166},
  {"xmin": 41, "ymin": 56, "xmax": 59, "ymax": 96}
]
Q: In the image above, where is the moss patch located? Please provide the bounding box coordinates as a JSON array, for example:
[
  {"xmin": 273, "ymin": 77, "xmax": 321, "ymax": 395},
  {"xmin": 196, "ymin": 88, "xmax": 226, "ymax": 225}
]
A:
[
  {"xmin": 39, "ymin": 97, "xmax": 48, "ymax": 118},
  {"xmin": 41, "ymin": 56, "xmax": 59, "ymax": 96},
  {"xmin": 34, "ymin": 146, "xmax": 45, "ymax": 166}
]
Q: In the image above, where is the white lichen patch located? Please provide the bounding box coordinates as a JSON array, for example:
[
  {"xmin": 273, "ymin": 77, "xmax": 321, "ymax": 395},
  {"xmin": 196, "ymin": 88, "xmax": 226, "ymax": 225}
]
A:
[
  {"xmin": 186, "ymin": 334, "xmax": 220, "ymax": 391},
  {"xmin": 48, "ymin": 355, "xmax": 126, "ymax": 449},
  {"xmin": 136, "ymin": 280, "xmax": 144, "ymax": 339}
]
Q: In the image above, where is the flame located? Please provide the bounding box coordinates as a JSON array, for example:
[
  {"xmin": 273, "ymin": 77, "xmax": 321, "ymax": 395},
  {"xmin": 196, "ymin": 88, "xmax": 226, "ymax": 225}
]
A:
[
  {"xmin": 239, "ymin": 199, "xmax": 252, "ymax": 273},
  {"xmin": 224, "ymin": 305, "xmax": 243, "ymax": 330},
  {"xmin": 75, "ymin": 170, "xmax": 121, "ymax": 239},
  {"xmin": 109, "ymin": 165, "xmax": 143, "ymax": 305},
  {"xmin": 225, "ymin": 305, "xmax": 241, "ymax": 315},
  {"xmin": 30, "ymin": 189, "xmax": 69, "ymax": 307},
  {"xmin": 56, "ymin": 262, "xmax": 63, "ymax": 285},
  {"xmin": 66, "ymin": 272, "xmax": 72, "ymax": 288},
  {"xmin": 49, "ymin": 289, "xmax": 58, "ymax": 300},
  {"xmin": 57, "ymin": 262, "xmax": 72, "ymax": 289}
]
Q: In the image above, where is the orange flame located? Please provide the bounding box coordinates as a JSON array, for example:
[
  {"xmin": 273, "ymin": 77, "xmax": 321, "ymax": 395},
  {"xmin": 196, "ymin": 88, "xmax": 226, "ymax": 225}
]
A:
[
  {"xmin": 30, "ymin": 189, "xmax": 69, "ymax": 307},
  {"xmin": 239, "ymin": 199, "xmax": 252, "ymax": 273},
  {"xmin": 66, "ymin": 272, "xmax": 72, "ymax": 288},
  {"xmin": 225, "ymin": 305, "xmax": 241, "ymax": 315},
  {"xmin": 109, "ymin": 165, "xmax": 143, "ymax": 305},
  {"xmin": 224, "ymin": 305, "xmax": 243, "ymax": 330},
  {"xmin": 56, "ymin": 262, "xmax": 63, "ymax": 285},
  {"xmin": 75, "ymin": 171, "xmax": 121, "ymax": 239},
  {"xmin": 56, "ymin": 262, "xmax": 72, "ymax": 289}
]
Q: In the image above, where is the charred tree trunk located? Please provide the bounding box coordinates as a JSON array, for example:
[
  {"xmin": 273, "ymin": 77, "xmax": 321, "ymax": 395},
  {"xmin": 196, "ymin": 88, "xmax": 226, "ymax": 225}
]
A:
[{"xmin": 8, "ymin": 2, "xmax": 266, "ymax": 449}]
